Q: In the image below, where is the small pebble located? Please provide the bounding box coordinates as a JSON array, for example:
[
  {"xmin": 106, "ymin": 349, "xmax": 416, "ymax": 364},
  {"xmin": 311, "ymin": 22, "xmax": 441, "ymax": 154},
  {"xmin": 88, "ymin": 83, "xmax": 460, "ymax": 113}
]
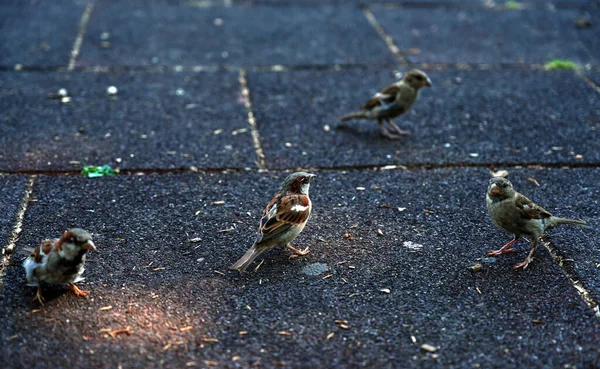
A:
[
  {"xmin": 176, "ymin": 88, "xmax": 185, "ymax": 96},
  {"xmin": 421, "ymin": 344, "xmax": 437, "ymax": 353},
  {"xmin": 469, "ymin": 263, "xmax": 482, "ymax": 272},
  {"xmin": 469, "ymin": 153, "xmax": 479, "ymax": 158},
  {"xmin": 58, "ymin": 88, "xmax": 68, "ymax": 97},
  {"xmin": 213, "ymin": 18, "xmax": 224, "ymax": 26},
  {"xmin": 491, "ymin": 170, "xmax": 509, "ymax": 178},
  {"xmin": 323, "ymin": 124, "xmax": 331, "ymax": 132},
  {"xmin": 100, "ymin": 32, "xmax": 110, "ymax": 40},
  {"xmin": 301, "ymin": 263, "xmax": 329, "ymax": 276},
  {"xmin": 60, "ymin": 96, "xmax": 71, "ymax": 104},
  {"xmin": 107, "ymin": 86, "xmax": 118, "ymax": 95},
  {"xmin": 379, "ymin": 288, "xmax": 391, "ymax": 294}
]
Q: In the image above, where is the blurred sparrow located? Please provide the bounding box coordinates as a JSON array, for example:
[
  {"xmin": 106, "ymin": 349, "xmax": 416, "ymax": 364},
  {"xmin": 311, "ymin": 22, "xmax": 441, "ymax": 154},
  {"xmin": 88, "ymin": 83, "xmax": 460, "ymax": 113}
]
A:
[
  {"xmin": 338, "ymin": 69, "xmax": 432, "ymax": 139},
  {"xmin": 230, "ymin": 172, "xmax": 316, "ymax": 273},
  {"xmin": 23, "ymin": 228, "xmax": 96, "ymax": 304},
  {"xmin": 486, "ymin": 177, "xmax": 586, "ymax": 269}
]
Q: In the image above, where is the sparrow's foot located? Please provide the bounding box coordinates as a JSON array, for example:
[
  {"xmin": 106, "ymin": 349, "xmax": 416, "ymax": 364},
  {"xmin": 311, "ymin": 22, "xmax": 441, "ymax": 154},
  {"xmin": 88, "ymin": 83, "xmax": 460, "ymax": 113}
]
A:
[
  {"xmin": 486, "ymin": 248, "xmax": 516, "ymax": 257},
  {"xmin": 387, "ymin": 121, "xmax": 412, "ymax": 136},
  {"xmin": 286, "ymin": 244, "xmax": 310, "ymax": 258},
  {"xmin": 33, "ymin": 286, "xmax": 45, "ymax": 305},
  {"xmin": 68, "ymin": 283, "xmax": 88, "ymax": 297},
  {"xmin": 380, "ymin": 129, "xmax": 401, "ymax": 140},
  {"xmin": 514, "ymin": 257, "xmax": 534, "ymax": 270}
]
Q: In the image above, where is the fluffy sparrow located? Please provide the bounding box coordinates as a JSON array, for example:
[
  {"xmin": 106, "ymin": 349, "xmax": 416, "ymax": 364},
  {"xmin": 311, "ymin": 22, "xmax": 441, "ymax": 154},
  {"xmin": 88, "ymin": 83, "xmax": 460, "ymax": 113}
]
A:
[
  {"xmin": 23, "ymin": 228, "xmax": 96, "ymax": 304},
  {"xmin": 486, "ymin": 177, "xmax": 586, "ymax": 269},
  {"xmin": 338, "ymin": 69, "xmax": 432, "ymax": 139},
  {"xmin": 230, "ymin": 172, "xmax": 316, "ymax": 273}
]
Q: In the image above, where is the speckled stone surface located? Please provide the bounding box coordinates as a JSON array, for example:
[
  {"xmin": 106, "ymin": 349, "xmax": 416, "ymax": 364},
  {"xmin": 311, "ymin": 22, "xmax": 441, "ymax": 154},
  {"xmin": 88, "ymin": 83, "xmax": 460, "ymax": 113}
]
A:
[
  {"xmin": 0, "ymin": 71, "xmax": 255, "ymax": 170},
  {"xmin": 78, "ymin": 4, "xmax": 395, "ymax": 67},
  {"xmin": 372, "ymin": 6, "xmax": 598, "ymax": 64},
  {"xmin": 0, "ymin": 170, "xmax": 599, "ymax": 368},
  {"xmin": 248, "ymin": 68, "xmax": 600, "ymax": 169}
]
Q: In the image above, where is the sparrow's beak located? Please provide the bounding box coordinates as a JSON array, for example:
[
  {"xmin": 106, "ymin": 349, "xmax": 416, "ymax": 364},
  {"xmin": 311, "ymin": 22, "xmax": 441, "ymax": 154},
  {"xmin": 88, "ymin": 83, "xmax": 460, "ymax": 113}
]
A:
[
  {"xmin": 308, "ymin": 174, "xmax": 316, "ymax": 182},
  {"xmin": 82, "ymin": 240, "xmax": 96, "ymax": 251},
  {"xmin": 488, "ymin": 183, "xmax": 502, "ymax": 196},
  {"xmin": 424, "ymin": 77, "xmax": 433, "ymax": 87}
]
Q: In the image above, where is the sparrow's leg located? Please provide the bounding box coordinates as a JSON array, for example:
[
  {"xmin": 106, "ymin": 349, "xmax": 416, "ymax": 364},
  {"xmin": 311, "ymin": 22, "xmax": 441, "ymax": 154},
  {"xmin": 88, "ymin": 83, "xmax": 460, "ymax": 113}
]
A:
[
  {"xmin": 68, "ymin": 283, "xmax": 88, "ymax": 297},
  {"xmin": 486, "ymin": 235, "xmax": 520, "ymax": 257},
  {"xmin": 514, "ymin": 238, "xmax": 537, "ymax": 270},
  {"xmin": 378, "ymin": 120, "xmax": 400, "ymax": 140},
  {"xmin": 387, "ymin": 119, "xmax": 411, "ymax": 136},
  {"xmin": 33, "ymin": 286, "xmax": 45, "ymax": 305},
  {"xmin": 286, "ymin": 244, "xmax": 310, "ymax": 258}
]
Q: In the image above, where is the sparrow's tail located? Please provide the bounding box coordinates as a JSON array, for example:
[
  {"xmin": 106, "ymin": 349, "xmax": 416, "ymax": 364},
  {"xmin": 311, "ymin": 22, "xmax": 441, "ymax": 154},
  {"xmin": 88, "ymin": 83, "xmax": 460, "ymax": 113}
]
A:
[
  {"xmin": 338, "ymin": 111, "xmax": 368, "ymax": 121},
  {"xmin": 229, "ymin": 245, "xmax": 265, "ymax": 273},
  {"xmin": 544, "ymin": 217, "xmax": 587, "ymax": 231}
]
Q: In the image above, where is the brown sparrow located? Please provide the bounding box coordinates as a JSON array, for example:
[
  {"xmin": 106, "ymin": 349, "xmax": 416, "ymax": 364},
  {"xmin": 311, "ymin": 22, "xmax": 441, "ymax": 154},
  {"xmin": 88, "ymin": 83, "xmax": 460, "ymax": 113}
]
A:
[
  {"xmin": 23, "ymin": 228, "xmax": 96, "ymax": 304},
  {"xmin": 338, "ymin": 69, "xmax": 432, "ymax": 139},
  {"xmin": 486, "ymin": 177, "xmax": 586, "ymax": 269},
  {"xmin": 230, "ymin": 172, "xmax": 316, "ymax": 273}
]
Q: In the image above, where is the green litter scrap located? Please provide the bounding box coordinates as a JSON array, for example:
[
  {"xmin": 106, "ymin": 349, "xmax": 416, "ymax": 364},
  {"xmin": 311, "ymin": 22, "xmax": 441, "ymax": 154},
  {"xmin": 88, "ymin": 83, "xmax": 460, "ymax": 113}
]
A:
[{"xmin": 81, "ymin": 165, "xmax": 118, "ymax": 178}]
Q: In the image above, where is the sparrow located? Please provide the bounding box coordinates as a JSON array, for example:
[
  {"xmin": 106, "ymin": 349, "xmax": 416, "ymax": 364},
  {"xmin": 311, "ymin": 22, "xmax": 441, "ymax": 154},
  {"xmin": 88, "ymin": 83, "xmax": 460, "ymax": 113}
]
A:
[
  {"xmin": 23, "ymin": 228, "xmax": 96, "ymax": 304},
  {"xmin": 338, "ymin": 69, "xmax": 432, "ymax": 139},
  {"xmin": 230, "ymin": 172, "xmax": 316, "ymax": 273},
  {"xmin": 486, "ymin": 177, "xmax": 586, "ymax": 269}
]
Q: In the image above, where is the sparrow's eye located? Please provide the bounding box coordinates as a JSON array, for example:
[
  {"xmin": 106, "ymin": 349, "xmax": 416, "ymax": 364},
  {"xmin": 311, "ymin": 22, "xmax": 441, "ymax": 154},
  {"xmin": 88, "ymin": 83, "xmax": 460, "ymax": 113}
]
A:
[
  {"xmin": 416, "ymin": 75, "xmax": 423, "ymax": 80},
  {"xmin": 69, "ymin": 237, "xmax": 76, "ymax": 243}
]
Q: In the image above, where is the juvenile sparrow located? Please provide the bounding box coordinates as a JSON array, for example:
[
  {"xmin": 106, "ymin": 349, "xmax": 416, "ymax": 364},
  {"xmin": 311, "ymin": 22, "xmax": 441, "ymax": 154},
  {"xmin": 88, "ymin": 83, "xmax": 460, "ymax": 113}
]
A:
[
  {"xmin": 338, "ymin": 69, "xmax": 432, "ymax": 139},
  {"xmin": 486, "ymin": 177, "xmax": 586, "ymax": 269},
  {"xmin": 230, "ymin": 172, "xmax": 316, "ymax": 273},
  {"xmin": 23, "ymin": 228, "xmax": 96, "ymax": 304}
]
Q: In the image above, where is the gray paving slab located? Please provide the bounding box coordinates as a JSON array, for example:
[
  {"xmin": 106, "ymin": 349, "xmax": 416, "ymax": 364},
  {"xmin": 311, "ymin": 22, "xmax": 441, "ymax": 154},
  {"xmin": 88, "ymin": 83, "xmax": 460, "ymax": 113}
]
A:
[
  {"xmin": 0, "ymin": 71, "xmax": 255, "ymax": 170},
  {"xmin": 1, "ymin": 169, "xmax": 599, "ymax": 368},
  {"xmin": 0, "ymin": 175, "xmax": 26, "ymax": 255},
  {"xmin": 0, "ymin": 0, "xmax": 85, "ymax": 68},
  {"xmin": 78, "ymin": 4, "xmax": 395, "ymax": 67},
  {"xmin": 371, "ymin": 6, "xmax": 598, "ymax": 64},
  {"xmin": 248, "ymin": 68, "xmax": 600, "ymax": 169}
]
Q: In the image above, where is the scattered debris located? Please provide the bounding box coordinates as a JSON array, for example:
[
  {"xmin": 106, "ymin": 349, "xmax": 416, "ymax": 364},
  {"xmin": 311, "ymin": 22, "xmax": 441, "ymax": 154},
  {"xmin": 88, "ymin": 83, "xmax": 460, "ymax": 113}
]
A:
[
  {"xmin": 380, "ymin": 288, "xmax": 391, "ymax": 294},
  {"xmin": 344, "ymin": 232, "xmax": 355, "ymax": 241},
  {"xmin": 398, "ymin": 207, "xmax": 406, "ymax": 212},
  {"xmin": 163, "ymin": 341, "xmax": 185, "ymax": 351},
  {"xmin": 403, "ymin": 241, "xmax": 423, "ymax": 252},
  {"xmin": 301, "ymin": 262, "xmax": 329, "ymax": 276},
  {"xmin": 335, "ymin": 320, "xmax": 350, "ymax": 330},
  {"xmin": 531, "ymin": 319, "xmax": 546, "ymax": 325},
  {"xmin": 212, "ymin": 201, "xmax": 225, "ymax": 205},
  {"xmin": 504, "ymin": 1, "xmax": 522, "ymax": 10},
  {"xmin": 575, "ymin": 17, "xmax": 592, "ymax": 28},
  {"xmin": 99, "ymin": 305, "xmax": 113, "ymax": 311},
  {"xmin": 356, "ymin": 187, "xmax": 366, "ymax": 191},
  {"xmin": 544, "ymin": 59, "xmax": 578, "ymax": 70},
  {"xmin": 106, "ymin": 86, "xmax": 118, "ymax": 96},
  {"xmin": 421, "ymin": 344, "xmax": 438, "ymax": 353},
  {"xmin": 81, "ymin": 165, "xmax": 118, "ymax": 178},
  {"xmin": 187, "ymin": 237, "xmax": 202, "ymax": 243},
  {"xmin": 469, "ymin": 153, "xmax": 479, "ymax": 158},
  {"xmin": 377, "ymin": 229, "xmax": 384, "ymax": 236},
  {"xmin": 278, "ymin": 331, "xmax": 292, "ymax": 336},
  {"xmin": 326, "ymin": 332, "xmax": 335, "ymax": 340},
  {"xmin": 527, "ymin": 177, "xmax": 541, "ymax": 187},
  {"xmin": 100, "ymin": 327, "xmax": 132, "ymax": 338},
  {"xmin": 201, "ymin": 337, "xmax": 219, "ymax": 343},
  {"xmin": 179, "ymin": 326, "xmax": 193, "ymax": 332},
  {"xmin": 323, "ymin": 124, "xmax": 331, "ymax": 132},
  {"xmin": 469, "ymin": 263, "xmax": 482, "ymax": 273},
  {"xmin": 491, "ymin": 170, "xmax": 509, "ymax": 178}
]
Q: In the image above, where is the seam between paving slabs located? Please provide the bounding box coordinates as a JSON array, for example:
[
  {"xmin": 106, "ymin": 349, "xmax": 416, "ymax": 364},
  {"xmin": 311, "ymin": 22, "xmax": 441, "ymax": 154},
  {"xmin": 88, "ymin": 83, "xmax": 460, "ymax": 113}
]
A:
[
  {"xmin": 68, "ymin": 2, "xmax": 95, "ymax": 71},
  {"xmin": 542, "ymin": 236, "xmax": 600, "ymax": 318},
  {"xmin": 0, "ymin": 175, "xmax": 36, "ymax": 289},
  {"xmin": 3, "ymin": 162, "xmax": 600, "ymax": 177},
  {"xmin": 2, "ymin": 63, "xmax": 599, "ymax": 73},
  {"xmin": 361, "ymin": 6, "xmax": 410, "ymax": 66},
  {"xmin": 577, "ymin": 71, "xmax": 600, "ymax": 95},
  {"xmin": 239, "ymin": 68, "xmax": 267, "ymax": 170}
]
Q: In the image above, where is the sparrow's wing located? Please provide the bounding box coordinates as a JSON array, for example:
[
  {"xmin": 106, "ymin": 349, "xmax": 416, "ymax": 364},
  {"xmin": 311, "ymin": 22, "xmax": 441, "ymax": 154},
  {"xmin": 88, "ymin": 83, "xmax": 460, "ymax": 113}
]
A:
[
  {"xmin": 255, "ymin": 193, "xmax": 310, "ymax": 245},
  {"xmin": 515, "ymin": 193, "xmax": 552, "ymax": 219},
  {"xmin": 363, "ymin": 84, "xmax": 399, "ymax": 110}
]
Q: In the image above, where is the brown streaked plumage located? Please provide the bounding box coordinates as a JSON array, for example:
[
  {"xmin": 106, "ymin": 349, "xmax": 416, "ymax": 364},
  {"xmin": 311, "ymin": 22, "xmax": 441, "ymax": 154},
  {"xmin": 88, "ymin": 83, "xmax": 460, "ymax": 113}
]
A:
[{"xmin": 230, "ymin": 172, "xmax": 316, "ymax": 273}]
